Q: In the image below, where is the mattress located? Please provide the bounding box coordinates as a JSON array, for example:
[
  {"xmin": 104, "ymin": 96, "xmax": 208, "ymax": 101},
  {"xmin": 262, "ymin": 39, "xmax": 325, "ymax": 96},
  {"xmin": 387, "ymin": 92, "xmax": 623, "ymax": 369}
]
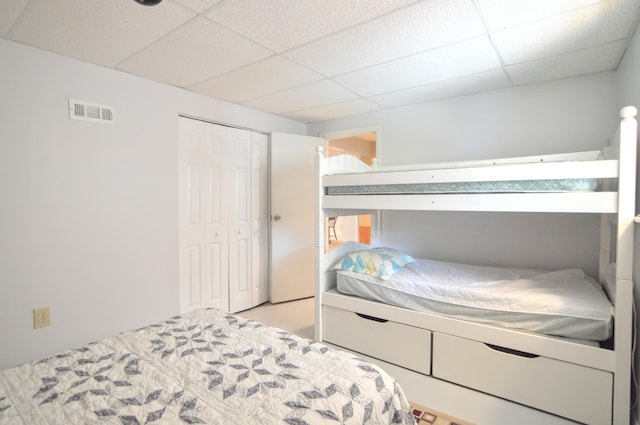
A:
[
  {"xmin": 0, "ymin": 308, "xmax": 413, "ymax": 425},
  {"xmin": 336, "ymin": 259, "xmax": 613, "ymax": 341},
  {"xmin": 327, "ymin": 178, "xmax": 599, "ymax": 195}
]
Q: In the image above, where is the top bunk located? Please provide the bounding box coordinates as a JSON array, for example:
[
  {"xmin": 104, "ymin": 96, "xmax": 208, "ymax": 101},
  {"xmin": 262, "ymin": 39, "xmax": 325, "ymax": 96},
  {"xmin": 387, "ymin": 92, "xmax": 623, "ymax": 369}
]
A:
[{"xmin": 318, "ymin": 106, "xmax": 638, "ymax": 214}]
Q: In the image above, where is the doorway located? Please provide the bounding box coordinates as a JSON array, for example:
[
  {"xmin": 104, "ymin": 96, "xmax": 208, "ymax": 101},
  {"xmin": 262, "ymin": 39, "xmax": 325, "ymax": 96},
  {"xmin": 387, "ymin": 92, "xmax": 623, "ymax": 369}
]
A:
[
  {"xmin": 326, "ymin": 131, "xmax": 377, "ymax": 165},
  {"xmin": 324, "ymin": 129, "xmax": 378, "ymax": 252}
]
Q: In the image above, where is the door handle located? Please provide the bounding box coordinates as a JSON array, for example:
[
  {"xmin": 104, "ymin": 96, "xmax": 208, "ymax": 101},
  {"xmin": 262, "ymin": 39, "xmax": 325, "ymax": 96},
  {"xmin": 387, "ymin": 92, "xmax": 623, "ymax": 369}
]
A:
[{"xmin": 273, "ymin": 214, "xmax": 282, "ymax": 221}]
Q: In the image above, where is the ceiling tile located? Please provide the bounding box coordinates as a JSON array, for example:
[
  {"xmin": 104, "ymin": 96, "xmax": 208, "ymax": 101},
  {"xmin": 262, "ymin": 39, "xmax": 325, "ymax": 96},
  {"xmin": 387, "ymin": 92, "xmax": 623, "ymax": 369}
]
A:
[
  {"xmin": 506, "ymin": 40, "xmax": 625, "ymax": 85},
  {"xmin": 369, "ymin": 69, "xmax": 510, "ymax": 107},
  {"xmin": 172, "ymin": 0, "xmax": 223, "ymax": 14},
  {"xmin": 118, "ymin": 17, "xmax": 271, "ymax": 87},
  {"xmin": 284, "ymin": 0, "xmax": 485, "ymax": 76},
  {"xmin": 9, "ymin": 0, "xmax": 195, "ymax": 67},
  {"xmin": 335, "ymin": 37, "xmax": 501, "ymax": 97},
  {"xmin": 189, "ymin": 56, "xmax": 324, "ymax": 102},
  {"xmin": 241, "ymin": 80, "xmax": 359, "ymax": 114},
  {"xmin": 493, "ymin": 0, "xmax": 640, "ymax": 65},
  {"xmin": 476, "ymin": 0, "xmax": 603, "ymax": 31},
  {"xmin": 205, "ymin": 0, "xmax": 419, "ymax": 52},
  {"xmin": 2, "ymin": 0, "xmax": 638, "ymax": 124},
  {"xmin": 0, "ymin": 0, "xmax": 28, "ymax": 36},
  {"xmin": 281, "ymin": 99, "xmax": 384, "ymax": 124}
]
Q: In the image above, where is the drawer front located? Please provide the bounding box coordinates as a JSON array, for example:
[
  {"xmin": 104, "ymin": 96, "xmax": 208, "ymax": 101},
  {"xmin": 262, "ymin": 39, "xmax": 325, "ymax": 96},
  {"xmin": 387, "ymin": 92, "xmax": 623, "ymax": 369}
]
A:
[
  {"xmin": 323, "ymin": 306, "xmax": 431, "ymax": 375},
  {"xmin": 432, "ymin": 333, "xmax": 612, "ymax": 425}
]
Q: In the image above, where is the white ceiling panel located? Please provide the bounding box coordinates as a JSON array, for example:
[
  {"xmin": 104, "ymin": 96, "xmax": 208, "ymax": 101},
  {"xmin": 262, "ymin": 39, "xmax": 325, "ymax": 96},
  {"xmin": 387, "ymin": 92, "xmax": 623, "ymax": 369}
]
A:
[
  {"xmin": 493, "ymin": 0, "xmax": 640, "ymax": 65},
  {"xmin": 370, "ymin": 69, "xmax": 510, "ymax": 108},
  {"xmin": 335, "ymin": 37, "xmax": 501, "ymax": 97},
  {"xmin": 0, "ymin": 0, "xmax": 28, "ymax": 36},
  {"xmin": 118, "ymin": 17, "xmax": 271, "ymax": 87},
  {"xmin": 281, "ymin": 99, "xmax": 385, "ymax": 124},
  {"xmin": 476, "ymin": 0, "xmax": 603, "ymax": 32},
  {"xmin": 506, "ymin": 40, "xmax": 626, "ymax": 85},
  {"xmin": 9, "ymin": 0, "xmax": 195, "ymax": 67},
  {"xmin": 242, "ymin": 80, "xmax": 359, "ymax": 114},
  {"xmin": 189, "ymin": 56, "xmax": 324, "ymax": 102},
  {"xmin": 284, "ymin": 0, "xmax": 485, "ymax": 76},
  {"xmin": 1, "ymin": 0, "xmax": 639, "ymax": 124},
  {"xmin": 205, "ymin": 0, "xmax": 420, "ymax": 53}
]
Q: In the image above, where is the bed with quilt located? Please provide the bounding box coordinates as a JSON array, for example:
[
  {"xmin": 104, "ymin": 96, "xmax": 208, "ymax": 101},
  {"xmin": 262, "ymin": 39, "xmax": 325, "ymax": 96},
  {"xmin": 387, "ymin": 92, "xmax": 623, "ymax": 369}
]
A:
[{"xmin": 0, "ymin": 308, "xmax": 413, "ymax": 425}]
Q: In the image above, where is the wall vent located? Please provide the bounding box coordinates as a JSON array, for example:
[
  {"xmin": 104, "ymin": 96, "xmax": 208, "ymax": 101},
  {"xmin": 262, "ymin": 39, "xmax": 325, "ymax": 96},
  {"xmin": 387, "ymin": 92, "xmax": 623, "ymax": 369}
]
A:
[{"xmin": 69, "ymin": 99, "xmax": 115, "ymax": 124}]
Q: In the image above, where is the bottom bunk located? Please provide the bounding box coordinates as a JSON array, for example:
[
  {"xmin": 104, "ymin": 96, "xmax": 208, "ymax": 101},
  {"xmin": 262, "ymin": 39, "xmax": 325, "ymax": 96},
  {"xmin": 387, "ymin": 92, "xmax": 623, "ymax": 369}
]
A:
[
  {"xmin": 332, "ymin": 248, "xmax": 614, "ymax": 341},
  {"xmin": 316, "ymin": 242, "xmax": 626, "ymax": 425}
]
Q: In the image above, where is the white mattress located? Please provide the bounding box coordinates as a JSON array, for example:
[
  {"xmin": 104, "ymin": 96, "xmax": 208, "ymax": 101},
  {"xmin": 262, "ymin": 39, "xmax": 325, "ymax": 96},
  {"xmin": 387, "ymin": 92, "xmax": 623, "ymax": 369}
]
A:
[{"xmin": 336, "ymin": 258, "xmax": 613, "ymax": 341}]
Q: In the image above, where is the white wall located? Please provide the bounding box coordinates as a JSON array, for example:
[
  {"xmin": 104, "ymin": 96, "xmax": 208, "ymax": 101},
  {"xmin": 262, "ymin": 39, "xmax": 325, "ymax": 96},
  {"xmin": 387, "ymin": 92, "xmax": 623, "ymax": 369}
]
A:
[
  {"xmin": 309, "ymin": 73, "xmax": 617, "ymax": 276},
  {"xmin": 0, "ymin": 39, "xmax": 305, "ymax": 370},
  {"xmin": 614, "ymin": 22, "xmax": 640, "ymax": 424},
  {"xmin": 309, "ymin": 74, "xmax": 617, "ymax": 166}
]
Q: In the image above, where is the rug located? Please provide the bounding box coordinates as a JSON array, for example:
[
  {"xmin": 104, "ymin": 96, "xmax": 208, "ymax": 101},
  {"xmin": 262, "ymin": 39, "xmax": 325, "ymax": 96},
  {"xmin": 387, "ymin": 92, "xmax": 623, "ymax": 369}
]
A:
[{"xmin": 410, "ymin": 402, "xmax": 475, "ymax": 425}]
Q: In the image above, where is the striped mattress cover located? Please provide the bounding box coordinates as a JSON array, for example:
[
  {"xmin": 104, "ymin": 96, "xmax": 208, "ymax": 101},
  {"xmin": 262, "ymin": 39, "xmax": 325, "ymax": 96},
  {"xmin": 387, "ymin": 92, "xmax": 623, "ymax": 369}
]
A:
[{"xmin": 327, "ymin": 178, "xmax": 598, "ymax": 195}]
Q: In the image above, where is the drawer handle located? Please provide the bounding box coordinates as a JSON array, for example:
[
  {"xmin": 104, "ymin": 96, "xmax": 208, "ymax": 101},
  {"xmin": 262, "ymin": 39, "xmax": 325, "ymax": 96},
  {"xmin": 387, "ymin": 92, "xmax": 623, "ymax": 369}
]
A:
[
  {"xmin": 355, "ymin": 313, "xmax": 388, "ymax": 323},
  {"xmin": 485, "ymin": 344, "xmax": 539, "ymax": 358}
]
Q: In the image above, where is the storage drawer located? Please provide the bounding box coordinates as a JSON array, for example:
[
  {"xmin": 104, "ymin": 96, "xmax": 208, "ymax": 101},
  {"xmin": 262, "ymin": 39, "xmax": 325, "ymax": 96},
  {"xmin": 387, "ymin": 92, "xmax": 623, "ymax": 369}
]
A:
[
  {"xmin": 323, "ymin": 306, "xmax": 431, "ymax": 375},
  {"xmin": 432, "ymin": 333, "xmax": 612, "ymax": 425}
]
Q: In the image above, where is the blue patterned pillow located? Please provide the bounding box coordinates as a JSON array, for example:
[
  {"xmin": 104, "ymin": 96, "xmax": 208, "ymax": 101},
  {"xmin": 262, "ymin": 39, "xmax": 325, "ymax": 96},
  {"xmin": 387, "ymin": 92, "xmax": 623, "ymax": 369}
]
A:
[{"xmin": 332, "ymin": 247, "xmax": 415, "ymax": 280}]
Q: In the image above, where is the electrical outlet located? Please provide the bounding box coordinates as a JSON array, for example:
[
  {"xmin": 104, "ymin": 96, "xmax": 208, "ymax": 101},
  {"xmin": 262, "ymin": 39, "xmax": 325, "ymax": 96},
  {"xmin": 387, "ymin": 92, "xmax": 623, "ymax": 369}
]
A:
[{"xmin": 33, "ymin": 307, "xmax": 51, "ymax": 329}]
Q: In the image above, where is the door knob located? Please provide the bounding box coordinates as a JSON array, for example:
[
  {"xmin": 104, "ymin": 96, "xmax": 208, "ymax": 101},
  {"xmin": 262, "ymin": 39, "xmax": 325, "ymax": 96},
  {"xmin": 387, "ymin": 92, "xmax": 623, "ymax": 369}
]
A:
[{"xmin": 273, "ymin": 214, "xmax": 282, "ymax": 221}]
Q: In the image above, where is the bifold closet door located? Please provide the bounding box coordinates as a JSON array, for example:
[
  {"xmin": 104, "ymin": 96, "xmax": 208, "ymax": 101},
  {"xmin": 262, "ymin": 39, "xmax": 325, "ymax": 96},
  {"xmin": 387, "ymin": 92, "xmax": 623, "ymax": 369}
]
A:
[
  {"xmin": 226, "ymin": 127, "xmax": 253, "ymax": 313},
  {"xmin": 251, "ymin": 132, "xmax": 269, "ymax": 309},
  {"xmin": 179, "ymin": 118, "xmax": 229, "ymax": 312},
  {"xmin": 179, "ymin": 118, "xmax": 268, "ymax": 314}
]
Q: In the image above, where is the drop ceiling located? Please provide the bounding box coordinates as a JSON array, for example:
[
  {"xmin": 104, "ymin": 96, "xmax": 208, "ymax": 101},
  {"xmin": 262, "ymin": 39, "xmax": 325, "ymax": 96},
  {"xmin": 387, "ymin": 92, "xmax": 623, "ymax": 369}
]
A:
[{"xmin": 2, "ymin": 0, "xmax": 639, "ymax": 124}]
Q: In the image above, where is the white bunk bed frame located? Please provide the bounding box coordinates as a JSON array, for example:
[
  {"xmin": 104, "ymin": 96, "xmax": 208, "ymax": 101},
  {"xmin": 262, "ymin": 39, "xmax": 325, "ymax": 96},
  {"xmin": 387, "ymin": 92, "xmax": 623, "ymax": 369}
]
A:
[{"xmin": 314, "ymin": 107, "xmax": 637, "ymax": 425}]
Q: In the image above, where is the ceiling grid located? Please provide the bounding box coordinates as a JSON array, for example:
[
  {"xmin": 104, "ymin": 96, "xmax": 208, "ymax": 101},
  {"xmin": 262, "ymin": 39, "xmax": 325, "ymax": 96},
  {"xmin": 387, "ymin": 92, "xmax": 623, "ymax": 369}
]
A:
[{"xmin": 2, "ymin": 0, "xmax": 639, "ymax": 123}]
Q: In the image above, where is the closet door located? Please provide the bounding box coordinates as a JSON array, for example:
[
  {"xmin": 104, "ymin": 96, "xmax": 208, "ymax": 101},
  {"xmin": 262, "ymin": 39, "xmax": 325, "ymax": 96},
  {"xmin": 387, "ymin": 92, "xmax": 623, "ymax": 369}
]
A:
[
  {"xmin": 251, "ymin": 132, "xmax": 269, "ymax": 307},
  {"xmin": 227, "ymin": 127, "xmax": 253, "ymax": 313},
  {"xmin": 203, "ymin": 123, "xmax": 230, "ymax": 311},
  {"xmin": 179, "ymin": 118, "xmax": 229, "ymax": 312},
  {"xmin": 179, "ymin": 117, "xmax": 268, "ymax": 314}
]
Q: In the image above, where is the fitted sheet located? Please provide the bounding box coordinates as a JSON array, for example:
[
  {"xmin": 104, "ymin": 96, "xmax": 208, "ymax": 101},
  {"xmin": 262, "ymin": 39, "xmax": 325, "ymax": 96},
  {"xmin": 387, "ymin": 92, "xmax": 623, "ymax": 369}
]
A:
[{"xmin": 336, "ymin": 259, "xmax": 613, "ymax": 341}]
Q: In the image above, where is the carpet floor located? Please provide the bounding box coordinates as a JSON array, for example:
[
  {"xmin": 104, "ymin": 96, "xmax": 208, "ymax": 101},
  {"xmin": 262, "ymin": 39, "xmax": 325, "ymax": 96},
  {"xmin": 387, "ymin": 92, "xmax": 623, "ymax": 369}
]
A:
[{"xmin": 410, "ymin": 402, "xmax": 475, "ymax": 425}]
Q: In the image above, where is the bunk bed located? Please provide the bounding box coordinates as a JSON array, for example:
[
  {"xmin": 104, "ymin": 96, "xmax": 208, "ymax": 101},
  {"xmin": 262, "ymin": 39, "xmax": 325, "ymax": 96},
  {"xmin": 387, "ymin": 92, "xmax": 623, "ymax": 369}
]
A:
[
  {"xmin": 314, "ymin": 106, "xmax": 637, "ymax": 425},
  {"xmin": 0, "ymin": 308, "xmax": 413, "ymax": 425}
]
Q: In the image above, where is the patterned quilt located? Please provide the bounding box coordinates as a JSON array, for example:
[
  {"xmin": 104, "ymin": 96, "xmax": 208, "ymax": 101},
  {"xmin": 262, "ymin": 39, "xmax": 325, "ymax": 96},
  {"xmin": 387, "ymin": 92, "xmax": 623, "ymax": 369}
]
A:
[{"xmin": 0, "ymin": 308, "xmax": 413, "ymax": 424}]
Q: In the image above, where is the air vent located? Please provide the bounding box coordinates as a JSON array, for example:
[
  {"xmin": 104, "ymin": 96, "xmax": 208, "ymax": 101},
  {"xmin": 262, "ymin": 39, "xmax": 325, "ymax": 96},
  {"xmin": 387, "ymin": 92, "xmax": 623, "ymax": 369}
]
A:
[{"xmin": 69, "ymin": 99, "xmax": 115, "ymax": 124}]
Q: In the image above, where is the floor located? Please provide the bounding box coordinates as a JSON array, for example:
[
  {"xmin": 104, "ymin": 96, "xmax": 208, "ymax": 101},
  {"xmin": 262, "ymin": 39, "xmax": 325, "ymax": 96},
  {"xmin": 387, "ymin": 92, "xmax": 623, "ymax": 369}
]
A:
[{"xmin": 236, "ymin": 297, "xmax": 315, "ymax": 340}]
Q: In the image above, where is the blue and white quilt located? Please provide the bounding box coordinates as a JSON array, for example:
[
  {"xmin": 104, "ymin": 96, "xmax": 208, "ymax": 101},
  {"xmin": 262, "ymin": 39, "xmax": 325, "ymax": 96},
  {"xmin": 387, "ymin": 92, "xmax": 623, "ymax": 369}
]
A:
[{"xmin": 0, "ymin": 308, "xmax": 413, "ymax": 425}]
